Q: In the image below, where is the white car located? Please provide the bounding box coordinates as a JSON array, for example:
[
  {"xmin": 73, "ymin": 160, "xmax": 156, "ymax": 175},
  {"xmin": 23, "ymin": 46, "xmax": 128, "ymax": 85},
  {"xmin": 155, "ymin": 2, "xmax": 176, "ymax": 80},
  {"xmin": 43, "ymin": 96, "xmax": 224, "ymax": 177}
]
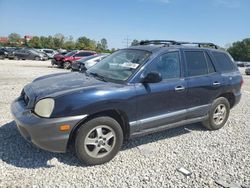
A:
[
  {"xmin": 38, "ymin": 49, "xmax": 58, "ymax": 59},
  {"xmin": 71, "ymin": 54, "xmax": 109, "ymax": 71}
]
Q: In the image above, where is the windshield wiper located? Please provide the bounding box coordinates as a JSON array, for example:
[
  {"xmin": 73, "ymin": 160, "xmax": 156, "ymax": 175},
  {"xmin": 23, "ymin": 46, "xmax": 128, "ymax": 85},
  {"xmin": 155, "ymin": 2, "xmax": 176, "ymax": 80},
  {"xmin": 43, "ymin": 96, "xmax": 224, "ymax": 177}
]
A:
[{"xmin": 89, "ymin": 72, "xmax": 107, "ymax": 82}]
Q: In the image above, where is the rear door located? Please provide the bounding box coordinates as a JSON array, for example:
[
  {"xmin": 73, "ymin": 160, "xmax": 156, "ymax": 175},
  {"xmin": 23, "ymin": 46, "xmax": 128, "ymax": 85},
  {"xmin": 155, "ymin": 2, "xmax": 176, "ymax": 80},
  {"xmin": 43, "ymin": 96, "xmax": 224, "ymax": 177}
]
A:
[
  {"xmin": 183, "ymin": 49, "xmax": 223, "ymax": 119},
  {"xmin": 135, "ymin": 51, "xmax": 187, "ymax": 131}
]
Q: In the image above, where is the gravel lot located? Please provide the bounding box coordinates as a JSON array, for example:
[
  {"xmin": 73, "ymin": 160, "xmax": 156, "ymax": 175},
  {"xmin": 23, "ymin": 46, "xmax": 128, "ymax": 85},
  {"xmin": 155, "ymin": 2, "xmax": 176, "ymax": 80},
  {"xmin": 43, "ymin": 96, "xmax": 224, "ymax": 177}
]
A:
[{"xmin": 0, "ymin": 59, "xmax": 249, "ymax": 187}]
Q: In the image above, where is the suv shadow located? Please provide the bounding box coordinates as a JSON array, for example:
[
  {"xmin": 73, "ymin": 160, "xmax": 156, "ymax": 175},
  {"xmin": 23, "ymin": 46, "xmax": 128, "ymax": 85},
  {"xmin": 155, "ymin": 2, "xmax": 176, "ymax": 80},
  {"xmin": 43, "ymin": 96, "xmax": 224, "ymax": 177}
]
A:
[{"xmin": 0, "ymin": 121, "xmax": 206, "ymax": 168}]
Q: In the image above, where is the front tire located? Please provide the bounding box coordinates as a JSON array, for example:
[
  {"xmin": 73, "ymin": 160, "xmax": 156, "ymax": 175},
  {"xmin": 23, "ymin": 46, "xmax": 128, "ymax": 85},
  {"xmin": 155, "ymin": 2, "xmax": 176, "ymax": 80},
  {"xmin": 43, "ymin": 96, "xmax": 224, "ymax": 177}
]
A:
[
  {"xmin": 202, "ymin": 97, "xmax": 230, "ymax": 130},
  {"xmin": 75, "ymin": 116, "xmax": 123, "ymax": 165},
  {"xmin": 63, "ymin": 61, "xmax": 71, "ymax": 69},
  {"xmin": 35, "ymin": 56, "xmax": 40, "ymax": 61}
]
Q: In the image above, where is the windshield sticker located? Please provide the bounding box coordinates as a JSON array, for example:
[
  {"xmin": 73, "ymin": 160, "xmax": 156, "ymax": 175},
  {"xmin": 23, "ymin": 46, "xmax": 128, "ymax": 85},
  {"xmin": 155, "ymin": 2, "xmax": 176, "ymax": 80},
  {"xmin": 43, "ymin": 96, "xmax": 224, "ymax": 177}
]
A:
[{"xmin": 119, "ymin": 62, "xmax": 139, "ymax": 69}]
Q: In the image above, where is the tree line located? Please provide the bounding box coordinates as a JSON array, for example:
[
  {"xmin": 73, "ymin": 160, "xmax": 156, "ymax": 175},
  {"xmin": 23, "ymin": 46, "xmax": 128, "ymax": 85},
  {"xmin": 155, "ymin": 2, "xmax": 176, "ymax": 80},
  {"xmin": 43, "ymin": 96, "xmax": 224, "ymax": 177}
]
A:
[
  {"xmin": 3, "ymin": 33, "xmax": 250, "ymax": 60},
  {"xmin": 3, "ymin": 33, "xmax": 116, "ymax": 53},
  {"xmin": 227, "ymin": 38, "xmax": 250, "ymax": 62}
]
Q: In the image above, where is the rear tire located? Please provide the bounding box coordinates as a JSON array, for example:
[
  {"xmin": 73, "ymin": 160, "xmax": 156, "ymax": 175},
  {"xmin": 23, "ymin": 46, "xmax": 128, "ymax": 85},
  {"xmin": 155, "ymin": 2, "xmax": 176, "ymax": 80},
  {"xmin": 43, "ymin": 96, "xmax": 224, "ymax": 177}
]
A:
[
  {"xmin": 75, "ymin": 116, "xmax": 123, "ymax": 165},
  {"xmin": 202, "ymin": 97, "xmax": 230, "ymax": 130},
  {"xmin": 0, "ymin": 55, "xmax": 4, "ymax": 60},
  {"xmin": 35, "ymin": 56, "xmax": 40, "ymax": 61}
]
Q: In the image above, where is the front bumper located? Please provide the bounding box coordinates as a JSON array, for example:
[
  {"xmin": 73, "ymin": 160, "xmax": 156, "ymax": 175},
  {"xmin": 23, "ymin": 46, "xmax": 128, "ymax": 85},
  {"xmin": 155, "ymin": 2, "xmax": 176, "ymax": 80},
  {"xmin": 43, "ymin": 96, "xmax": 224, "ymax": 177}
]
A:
[
  {"xmin": 11, "ymin": 98, "xmax": 87, "ymax": 153},
  {"xmin": 51, "ymin": 59, "xmax": 63, "ymax": 66}
]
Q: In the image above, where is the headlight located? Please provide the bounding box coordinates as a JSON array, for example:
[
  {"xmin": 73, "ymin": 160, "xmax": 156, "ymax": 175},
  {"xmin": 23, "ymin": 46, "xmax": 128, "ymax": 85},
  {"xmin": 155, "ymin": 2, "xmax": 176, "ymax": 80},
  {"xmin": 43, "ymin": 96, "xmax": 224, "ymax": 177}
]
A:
[{"xmin": 34, "ymin": 98, "xmax": 55, "ymax": 118}]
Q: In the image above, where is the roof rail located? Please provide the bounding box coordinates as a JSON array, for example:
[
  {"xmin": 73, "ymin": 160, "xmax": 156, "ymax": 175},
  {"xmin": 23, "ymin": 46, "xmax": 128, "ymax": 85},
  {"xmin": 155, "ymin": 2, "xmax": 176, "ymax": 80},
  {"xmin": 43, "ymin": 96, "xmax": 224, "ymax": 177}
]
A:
[
  {"xmin": 139, "ymin": 40, "xmax": 178, "ymax": 45},
  {"xmin": 139, "ymin": 40, "xmax": 219, "ymax": 49},
  {"xmin": 175, "ymin": 41, "xmax": 219, "ymax": 49}
]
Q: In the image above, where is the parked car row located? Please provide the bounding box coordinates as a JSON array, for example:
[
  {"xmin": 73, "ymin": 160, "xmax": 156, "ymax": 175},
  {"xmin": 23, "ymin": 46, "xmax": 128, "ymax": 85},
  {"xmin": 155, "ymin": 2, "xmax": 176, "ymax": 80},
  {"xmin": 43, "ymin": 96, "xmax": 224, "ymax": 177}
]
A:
[
  {"xmin": 0, "ymin": 47, "xmax": 20, "ymax": 59},
  {"xmin": 51, "ymin": 50, "xmax": 109, "ymax": 70},
  {"xmin": 13, "ymin": 48, "xmax": 49, "ymax": 61},
  {"xmin": 236, "ymin": 61, "xmax": 250, "ymax": 67},
  {"xmin": 0, "ymin": 47, "xmax": 71, "ymax": 61}
]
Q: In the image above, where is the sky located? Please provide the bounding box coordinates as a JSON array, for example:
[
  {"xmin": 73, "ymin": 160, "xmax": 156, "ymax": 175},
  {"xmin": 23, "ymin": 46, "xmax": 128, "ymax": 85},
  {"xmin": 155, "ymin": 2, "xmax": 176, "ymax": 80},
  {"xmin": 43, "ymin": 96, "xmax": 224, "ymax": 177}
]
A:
[{"xmin": 0, "ymin": 0, "xmax": 249, "ymax": 49}]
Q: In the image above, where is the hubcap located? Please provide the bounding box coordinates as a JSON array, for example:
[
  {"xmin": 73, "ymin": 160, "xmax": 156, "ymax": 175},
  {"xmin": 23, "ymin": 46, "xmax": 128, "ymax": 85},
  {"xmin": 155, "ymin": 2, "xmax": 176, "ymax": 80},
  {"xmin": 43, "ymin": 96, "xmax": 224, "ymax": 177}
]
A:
[
  {"xmin": 213, "ymin": 104, "xmax": 227, "ymax": 125},
  {"xmin": 84, "ymin": 125, "xmax": 116, "ymax": 158}
]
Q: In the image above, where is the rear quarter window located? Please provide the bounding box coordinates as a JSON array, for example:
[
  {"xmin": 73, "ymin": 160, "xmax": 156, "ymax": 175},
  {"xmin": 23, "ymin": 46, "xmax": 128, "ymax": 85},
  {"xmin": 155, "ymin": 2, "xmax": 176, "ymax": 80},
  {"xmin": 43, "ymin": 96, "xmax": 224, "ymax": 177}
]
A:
[{"xmin": 212, "ymin": 52, "xmax": 236, "ymax": 72}]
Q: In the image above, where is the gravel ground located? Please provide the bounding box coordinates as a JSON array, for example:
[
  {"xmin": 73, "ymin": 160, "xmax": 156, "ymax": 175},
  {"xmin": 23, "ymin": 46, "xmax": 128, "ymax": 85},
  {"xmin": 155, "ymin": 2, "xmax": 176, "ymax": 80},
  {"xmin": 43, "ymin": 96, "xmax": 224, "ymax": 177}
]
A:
[{"xmin": 0, "ymin": 59, "xmax": 249, "ymax": 188}]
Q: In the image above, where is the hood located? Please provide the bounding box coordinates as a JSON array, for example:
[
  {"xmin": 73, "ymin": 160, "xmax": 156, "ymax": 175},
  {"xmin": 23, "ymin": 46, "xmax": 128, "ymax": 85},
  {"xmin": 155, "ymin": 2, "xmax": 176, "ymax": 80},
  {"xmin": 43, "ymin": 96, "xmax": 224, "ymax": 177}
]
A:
[
  {"xmin": 54, "ymin": 54, "xmax": 65, "ymax": 61},
  {"xmin": 24, "ymin": 72, "xmax": 108, "ymax": 100}
]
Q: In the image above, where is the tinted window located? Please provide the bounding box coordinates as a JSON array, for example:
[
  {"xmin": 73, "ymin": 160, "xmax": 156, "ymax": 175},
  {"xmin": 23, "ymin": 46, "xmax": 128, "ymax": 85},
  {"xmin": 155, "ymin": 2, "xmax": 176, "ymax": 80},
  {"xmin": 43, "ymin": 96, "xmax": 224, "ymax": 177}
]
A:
[
  {"xmin": 212, "ymin": 52, "xmax": 235, "ymax": 72},
  {"xmin": 82, "ymin": 52, "xmax": 95, "ymax": 56},
  {"xmin": 147, "ymin": 52, "xmax": 180, "ymax": 80},
  {"xmin": 65, "ymin": 50, "xmax": 77, "ymax": 57},
  {"xmin": 44, "ymin": 50, "xmax": 53, "ymax": 53},
  {"xmin": 75, "ymin": 52, "xmax": 94, "ymax": 57},
  {"xmin": 185, "ymin": 51, "xmax": 207, "ymax": 76},
  {"xmin": 205, "ymin": 52, "xmax": 215, "ymax": 73}
]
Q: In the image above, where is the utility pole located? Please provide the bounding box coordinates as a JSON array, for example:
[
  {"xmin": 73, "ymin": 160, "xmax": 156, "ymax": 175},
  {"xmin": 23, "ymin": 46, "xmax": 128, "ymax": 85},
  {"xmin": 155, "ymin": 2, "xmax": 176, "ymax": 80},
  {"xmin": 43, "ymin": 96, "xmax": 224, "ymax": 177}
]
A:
[{"xmin": 122, "ymin": 35, "xmax": 132, "ymax": 48}]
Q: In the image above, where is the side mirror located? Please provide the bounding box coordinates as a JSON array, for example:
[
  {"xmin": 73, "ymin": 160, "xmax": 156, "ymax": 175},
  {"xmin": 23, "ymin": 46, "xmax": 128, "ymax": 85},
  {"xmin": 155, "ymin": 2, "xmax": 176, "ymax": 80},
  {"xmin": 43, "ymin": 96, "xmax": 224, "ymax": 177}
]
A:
[{"xmin": 141, "ymin": 71, "xmax": 162, "ymax": 83}]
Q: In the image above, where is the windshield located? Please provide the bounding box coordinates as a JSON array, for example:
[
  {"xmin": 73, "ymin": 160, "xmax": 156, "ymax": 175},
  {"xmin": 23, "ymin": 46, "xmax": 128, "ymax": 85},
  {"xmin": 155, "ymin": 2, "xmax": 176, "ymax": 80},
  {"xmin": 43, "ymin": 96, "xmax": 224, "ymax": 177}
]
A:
[
  {"xmin": 87, "ymin": 49, "xmax": 151, "ymax": 83},
  {"xmin": 65, "ymin": 50, "xmax": 77, "ymax": 57}
]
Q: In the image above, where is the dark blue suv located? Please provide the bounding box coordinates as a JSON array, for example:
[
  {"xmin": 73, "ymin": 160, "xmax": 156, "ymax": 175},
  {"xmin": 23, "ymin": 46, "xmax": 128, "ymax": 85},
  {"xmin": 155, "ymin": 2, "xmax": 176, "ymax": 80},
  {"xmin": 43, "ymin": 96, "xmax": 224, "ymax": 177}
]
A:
[{"xmin": 11, "ymin": 40, "xmax": 243, "ymax": 165}]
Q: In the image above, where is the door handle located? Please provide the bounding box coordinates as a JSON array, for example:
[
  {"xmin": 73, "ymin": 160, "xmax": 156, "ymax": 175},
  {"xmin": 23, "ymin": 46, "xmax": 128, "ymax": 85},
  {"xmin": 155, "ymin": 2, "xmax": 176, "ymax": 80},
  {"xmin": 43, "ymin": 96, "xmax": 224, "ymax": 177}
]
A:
[
  {"xmin": 175, "ymin": 85, "xmax": 185, "ymax": 92},
  {"xmin": 213, "ymin": 81, "xmax": 221, "ymax": 86}
]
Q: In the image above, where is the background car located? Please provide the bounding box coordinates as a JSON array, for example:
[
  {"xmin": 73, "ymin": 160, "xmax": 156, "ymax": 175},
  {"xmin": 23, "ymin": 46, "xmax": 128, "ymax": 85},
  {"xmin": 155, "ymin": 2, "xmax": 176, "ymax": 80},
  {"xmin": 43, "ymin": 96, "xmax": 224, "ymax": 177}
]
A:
[
  {"xmin": 236, "ymin": 61, "xmax": 245, "ymax": 67},
  {"xmin": 38, "ymin": 49, "xmax": 58, "ymax": 59},
  {"xmin": 52, "ymin": 50, "xmax": 97, "ymax": 69},
  {"xmin": 71, "ymin": 54, "xmax": 109, "ymax": 71},
  {"xmin": 51, "ymin": 51, "xmax": 71, "ymax": 67},
  {"xmin": 2, "ymin": 47, "xmax": 20, "ymax": 59},
  {"xmin": 0, "ymin": 48, "xmax": 8, "ymax": 59},
  {"xmin": 61, "ymin": 50, "xmax": 97, "ymax": 69},
  {"xmin": 245, "ymin": 67, "xmax": 250, "ymax": 75},
  {"xmin": 13, "ymin": 48, "xmax": 48, "ymax": 60}
]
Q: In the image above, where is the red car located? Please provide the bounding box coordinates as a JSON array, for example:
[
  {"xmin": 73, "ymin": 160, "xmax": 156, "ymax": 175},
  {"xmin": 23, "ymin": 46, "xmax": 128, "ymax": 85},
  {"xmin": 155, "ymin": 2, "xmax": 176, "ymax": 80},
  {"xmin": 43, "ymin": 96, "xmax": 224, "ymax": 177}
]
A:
[{"xmin": 51, "ymin": 50, "xmax": 96, "ymax": 69}]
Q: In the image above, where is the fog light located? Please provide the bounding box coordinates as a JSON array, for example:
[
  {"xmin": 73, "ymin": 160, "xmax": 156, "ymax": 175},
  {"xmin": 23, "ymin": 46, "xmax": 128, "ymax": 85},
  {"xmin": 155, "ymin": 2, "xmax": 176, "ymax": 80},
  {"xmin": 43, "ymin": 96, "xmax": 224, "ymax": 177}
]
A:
[{"xmin": 59, "ymin": 124, "xmax": 70, "ymax": 131}]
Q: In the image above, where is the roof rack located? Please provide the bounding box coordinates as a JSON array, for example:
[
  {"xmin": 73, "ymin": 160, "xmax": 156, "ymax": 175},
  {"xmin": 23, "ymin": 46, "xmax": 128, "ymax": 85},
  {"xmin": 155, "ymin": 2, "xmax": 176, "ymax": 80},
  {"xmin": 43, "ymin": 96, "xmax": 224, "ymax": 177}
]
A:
[
  {"xmin": 139, "ymin": 40, "xmax": 177, "ymax": 45},
  {"xmin": 139, "ymin": 40, "xmax": 219, "ymax": 49}
]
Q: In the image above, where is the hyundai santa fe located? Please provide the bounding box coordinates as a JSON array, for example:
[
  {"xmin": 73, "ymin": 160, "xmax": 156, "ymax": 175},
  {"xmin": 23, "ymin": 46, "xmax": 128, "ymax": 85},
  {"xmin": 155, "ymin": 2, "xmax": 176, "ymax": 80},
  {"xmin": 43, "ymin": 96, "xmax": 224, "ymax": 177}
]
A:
[{"xmin": 11, "ymin": 40, "xmax": 242, "ymax": 165}]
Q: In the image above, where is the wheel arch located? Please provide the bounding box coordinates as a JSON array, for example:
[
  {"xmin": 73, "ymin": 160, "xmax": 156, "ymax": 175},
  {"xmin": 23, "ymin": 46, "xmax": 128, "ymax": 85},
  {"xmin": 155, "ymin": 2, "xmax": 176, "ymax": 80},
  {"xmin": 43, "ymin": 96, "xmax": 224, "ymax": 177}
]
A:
[
  {"xmin": 218, "ymin": 92, "xmax": 235, "ymax": 108},
  {"xmin": 67, "ymin": 109, "xmax": 130, "ymax": 148}
]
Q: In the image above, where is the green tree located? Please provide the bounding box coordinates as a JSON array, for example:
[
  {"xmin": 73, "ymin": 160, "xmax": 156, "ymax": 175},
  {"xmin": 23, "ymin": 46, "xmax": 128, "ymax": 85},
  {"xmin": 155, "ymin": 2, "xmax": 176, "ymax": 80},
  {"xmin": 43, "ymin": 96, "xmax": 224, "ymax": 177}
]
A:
[
  {"xmin": 53, "ymin": 33, "xmax": 65, "ymax": 49},
  {"xmin": 227, "ymin": 38, "xmax": 250, "ymax": 61},
  {"xmin": 100, "ymin": 38, "xmax": 108, "ymax": 50},
  {"xmin": 76, "ymin": 36, "xmax": 96, "ymax": 50},
  {"xmin": 8, "ymin": 33, "xmax": 21, "ymax": 45},
  {"xmin": 131, "ymin": 39, "xmax": 139, "ymax": 46},
  {"xmin": 39, "ymin": 36, "xmax": 48, "ymax": 48},
  {"xmin": 46, "ymin": 36, "xmax": 55, "ymax": 49},
  {"xmin": 28, "ymin": 36, "xmax": 41, "ymax": 48},
  {"xmin": 63, "ymin": 36, "xmax": 75, "ymax": 50}
]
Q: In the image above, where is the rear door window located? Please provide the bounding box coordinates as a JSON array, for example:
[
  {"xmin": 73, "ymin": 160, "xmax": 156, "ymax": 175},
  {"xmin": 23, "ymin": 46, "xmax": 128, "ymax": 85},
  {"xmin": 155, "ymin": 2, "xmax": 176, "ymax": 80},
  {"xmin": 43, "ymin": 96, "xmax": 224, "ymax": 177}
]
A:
[{"xmin": 185, "ymin": 51, "xmax": 208, "ymax": 77}]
